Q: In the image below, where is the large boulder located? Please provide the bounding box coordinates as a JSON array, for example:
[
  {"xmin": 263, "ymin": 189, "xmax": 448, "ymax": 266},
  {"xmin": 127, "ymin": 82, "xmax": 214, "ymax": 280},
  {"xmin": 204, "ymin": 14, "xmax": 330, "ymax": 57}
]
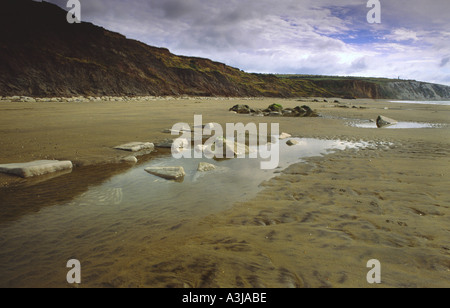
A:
[
  {"xmin": 267, "ymin": 103, "xmax": 284, "ymax": 112},
  {"xmin": 293, "ymin": 105, "xmax": 319, "ymax": 117},
  {"xmin": 376, "ymin": 116, "xmax": 398, "ymax": 128},
  {"xmin": 229, "ymin": 104, "xmax": 251, "ymax": 114}
]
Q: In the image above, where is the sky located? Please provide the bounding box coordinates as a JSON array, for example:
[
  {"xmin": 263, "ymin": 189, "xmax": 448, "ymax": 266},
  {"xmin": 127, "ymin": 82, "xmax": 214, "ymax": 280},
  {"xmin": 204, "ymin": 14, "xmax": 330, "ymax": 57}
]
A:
[{"xmin": 47, "ymin": 0, "xmax": 450, "ymax": 86}]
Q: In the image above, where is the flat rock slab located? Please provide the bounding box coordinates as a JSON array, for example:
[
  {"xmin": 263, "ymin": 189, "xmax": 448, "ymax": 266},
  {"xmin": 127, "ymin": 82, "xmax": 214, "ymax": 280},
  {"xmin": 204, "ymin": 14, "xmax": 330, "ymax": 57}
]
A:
[
  {"xmin": 114, "ymin": 142, "xmax": 154, "ymax": 152},
  {"xmin": 144, "ymin": 166, "xmax": 185, "ymax": 181},
  {"xmin": 0, "ymin": 160, "xmax": 73, "ymax": 178}
]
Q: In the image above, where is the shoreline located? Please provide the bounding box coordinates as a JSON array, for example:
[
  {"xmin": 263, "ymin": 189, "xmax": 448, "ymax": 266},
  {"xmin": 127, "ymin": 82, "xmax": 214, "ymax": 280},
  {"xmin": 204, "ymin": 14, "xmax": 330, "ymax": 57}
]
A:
[
  {"xmin": 0, "ymin": 97, "xmax": 449, "ymax": 287},
  {"xmin": 1, "ymin": 96, "xmax": 448, "ymax": 193}
]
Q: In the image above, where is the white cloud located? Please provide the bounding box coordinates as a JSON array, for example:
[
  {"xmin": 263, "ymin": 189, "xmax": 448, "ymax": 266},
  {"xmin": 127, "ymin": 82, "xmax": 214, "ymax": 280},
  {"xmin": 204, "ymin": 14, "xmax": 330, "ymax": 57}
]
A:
[
  {"xmin": 384, "ymin": 28, "xmax": 419, "ymax": 42},
  {"xmin": 47, "ymin": 0, "xmax": 450, "ymax": 85}
]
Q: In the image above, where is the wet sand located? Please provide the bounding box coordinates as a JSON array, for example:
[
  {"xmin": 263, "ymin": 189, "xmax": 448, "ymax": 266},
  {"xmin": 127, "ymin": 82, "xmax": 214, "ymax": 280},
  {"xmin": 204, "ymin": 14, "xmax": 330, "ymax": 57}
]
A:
[{"xmin": 0, "ymin": 97, "xmax": 449, "ymax": 287}]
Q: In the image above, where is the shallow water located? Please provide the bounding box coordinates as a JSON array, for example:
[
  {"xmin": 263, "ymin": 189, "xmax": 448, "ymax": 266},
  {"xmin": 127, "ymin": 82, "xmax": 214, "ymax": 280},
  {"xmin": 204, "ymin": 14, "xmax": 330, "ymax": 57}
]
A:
[
  {"xmin": 348, "ymin": 120, "xmax": 443, "ymax": 129},
  {"xmin": 389, "ymin": 100, "xmax": 450, "ymax": 106},
  {"xmin": 0, "ymin": 138, "xmax": 374, "ymax": 287}
]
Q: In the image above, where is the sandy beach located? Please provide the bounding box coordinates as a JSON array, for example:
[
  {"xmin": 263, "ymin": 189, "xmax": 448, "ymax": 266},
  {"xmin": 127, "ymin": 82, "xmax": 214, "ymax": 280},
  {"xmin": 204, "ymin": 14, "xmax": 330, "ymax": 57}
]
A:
[{"xmin": 0, "ymin": 97, "xmax": 449, "ymax": 288}]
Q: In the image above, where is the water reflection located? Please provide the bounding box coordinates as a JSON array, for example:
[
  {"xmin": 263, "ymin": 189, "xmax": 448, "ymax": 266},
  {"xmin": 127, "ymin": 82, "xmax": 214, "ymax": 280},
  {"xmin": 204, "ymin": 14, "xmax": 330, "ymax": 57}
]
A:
[{"xmin": 0, "ymin": 138, "xmax": 372, "ymax": 287}]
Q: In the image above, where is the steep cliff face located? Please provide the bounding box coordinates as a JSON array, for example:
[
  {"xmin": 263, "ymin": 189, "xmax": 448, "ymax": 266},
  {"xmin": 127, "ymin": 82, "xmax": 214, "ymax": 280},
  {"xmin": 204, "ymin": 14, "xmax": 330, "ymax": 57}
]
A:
[
  {"xmin": 1, "ymin": 0, "xmax": 449, "ymax": 99},
  {"xmin": 282, "ymin": 77, "xmax": 450, "ymax": 100},
  {"xmin": 379, "ymin": 81, "xmax": 450, "ymax": 100},
  {"xmin": 0, "ymin": 0, "xmax": 268, "ymax": 97},
  {"xmin": 306, "ymin": 79, "xmax": 381, "ymax": 99}
]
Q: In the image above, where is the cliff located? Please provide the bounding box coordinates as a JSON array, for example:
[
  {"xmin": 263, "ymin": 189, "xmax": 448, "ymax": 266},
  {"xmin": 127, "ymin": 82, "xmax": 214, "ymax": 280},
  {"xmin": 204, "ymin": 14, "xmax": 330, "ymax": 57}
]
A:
[
  {"xmin": 1, "ymin": 0, "xmax": 449, "ymax": 100},
  {"xmin": 279, "ymin": 76, "xmax": 450, "ymax": 100}
]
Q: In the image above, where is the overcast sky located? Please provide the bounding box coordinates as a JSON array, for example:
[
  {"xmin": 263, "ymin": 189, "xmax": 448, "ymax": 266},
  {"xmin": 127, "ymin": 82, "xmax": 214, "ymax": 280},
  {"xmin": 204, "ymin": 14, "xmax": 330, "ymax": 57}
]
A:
[{"xmin": 48, "ymin": 0, "xmax": 450, "ymax": 85}]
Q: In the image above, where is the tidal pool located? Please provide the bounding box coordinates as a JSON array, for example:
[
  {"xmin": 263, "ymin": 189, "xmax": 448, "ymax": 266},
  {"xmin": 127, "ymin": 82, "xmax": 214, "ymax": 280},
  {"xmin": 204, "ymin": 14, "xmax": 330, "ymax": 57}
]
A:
[
  {"xmin": 348, "ymin": 120, "xmax": 443, "ymax": 129},
  {"xmin": 389, "ymin": 100, "xmax": 450, "ymax": 106},
  {"xmin": 0, "ymin": 138, "xmax": 373, "ymax": 287}
]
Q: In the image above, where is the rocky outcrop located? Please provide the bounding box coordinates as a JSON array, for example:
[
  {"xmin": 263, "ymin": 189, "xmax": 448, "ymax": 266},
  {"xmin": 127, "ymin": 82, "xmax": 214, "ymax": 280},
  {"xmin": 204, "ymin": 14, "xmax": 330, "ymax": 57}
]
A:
[
  {"xmin": 229, "ymin": 105, "xmax": 251, "ymax": 114},
  {"xmin": 379, "ymin": 81, "xmax": 450, "ymax": 100},
  {"xmin": 230, "ymin": 104, "xmax": 319, "ymax": 117},
  {"xmin": 0, "ymin": 1, "xmax": 262, "ymax": 97},
  {"xmin": 282, "ymin": 77, "xmax": 450, "ymax": 100}
]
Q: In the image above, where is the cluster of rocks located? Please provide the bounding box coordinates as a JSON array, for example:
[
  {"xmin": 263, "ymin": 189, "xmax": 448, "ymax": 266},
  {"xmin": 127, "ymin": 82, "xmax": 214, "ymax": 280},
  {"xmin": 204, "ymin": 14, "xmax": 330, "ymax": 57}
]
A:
[
  {"xmin": 229, "ymin": 103, "xmax": 319, "ymax": 117},
  {"xmin": 112, "ymin": 140, "xmax": 221, "ymax": 182},
  {"xmin": 0, "ymin": 96, "xmax": 161, "ymax": 103},
  {"xmin": 143, "ymin": 162, "xmax": 218, "ymax": 181}
]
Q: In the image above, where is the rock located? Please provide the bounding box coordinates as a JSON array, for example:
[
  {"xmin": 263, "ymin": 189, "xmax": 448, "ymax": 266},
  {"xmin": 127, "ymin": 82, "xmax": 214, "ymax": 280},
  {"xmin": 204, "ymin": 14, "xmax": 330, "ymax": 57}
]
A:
[
  {"xmin": 299, "ymin": 105, "xmax": 318, "ymax": 117},
  {"xmin": 120, "ymin": 156, "xmax": 138, "ymax": 163},
  {"xmin": 207, "ymin": 137, "xmax": 251, "ymax": 158},
  {"xmin": 376, "ymin": 116, "xmax": 398, "ymax": 128},
  {"xmin": 251, "ymin": 109, "xmax": 264, "ymax": 116},
  {"xmin": 267, "ymin": 103, "xmax": 284, "ymax": 112},
  {"xmin": 162, "ymin": 124, "xmax": 191, "ymax": 134},
  {"xmin": 155, "ymin": 139, "xmax": 174, "ymax": 148},
  {"xmin": 20, "ymin": 96, "xmax": 35, "ymax": 102},
  {"xmin": 286, "ymin": 139, "xmax": 300, "ymax": 146},
  {"xmin": 197, "ymin": 162, "xmax": 216, "ymax": 172},
  {"xmin": 157, "ymin": 138, "xmax": 190, "ymax": 151},
  {"xmin": 114, "ymin": 142, "xmax": 154, "ymax": 152},
  {"xmin": 251, "ymin": 112, "xmax": 265, "ymax": 117},
  {"xmin": 0, "ymin": 160, "xmax": 73, "ymax": 178},
  {"xmin": 144, "ymin": 166, "xmax": 185, "ymax": 181},
  {"xmin": 229, "ymin": 104, "xmax": 251, "ymax": 114},
  {"xmin": 293, "ymin": 105, "xmax": 318, "ymax": 117},
  {"xmin": 229, "ymin": 104, "xmax": 318, "ymax": 118},
  {"xmin": 268, "ymin": 111, "xmax": 282, "ymax": 117},
  {"xmin": 279, "ymin": 132, "xmax": 292, "ymax": 140}
]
